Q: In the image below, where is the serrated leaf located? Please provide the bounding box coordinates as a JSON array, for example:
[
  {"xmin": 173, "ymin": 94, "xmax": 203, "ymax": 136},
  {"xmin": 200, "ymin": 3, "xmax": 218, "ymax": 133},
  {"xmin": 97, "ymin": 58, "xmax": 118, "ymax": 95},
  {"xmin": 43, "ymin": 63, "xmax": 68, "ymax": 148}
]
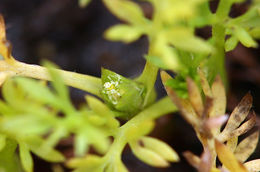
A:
[
  {"xmin": 234, "ymin": 130, "xmax": 259, "ymax": 162},
  {"xmin": 105, "ymin": 25, "xmax": 143, "ymax": 43},
  {"xmin": 103, "ymin": 0, "xmax": 146, "ymax": 25},
  {"xmin": 19, "ymin": 143, "xmax": 33, "ymax": 172},
  {"xmin": 215, "ymin": 139, "xmax": 247, "ymax": 172},
  {"xmin": 140, "ymin": 136, "xmax": 179, "ymax": 162},
  {"xmin": 225, "ymin": 36, "xmax": 239, "ymax": 52}
]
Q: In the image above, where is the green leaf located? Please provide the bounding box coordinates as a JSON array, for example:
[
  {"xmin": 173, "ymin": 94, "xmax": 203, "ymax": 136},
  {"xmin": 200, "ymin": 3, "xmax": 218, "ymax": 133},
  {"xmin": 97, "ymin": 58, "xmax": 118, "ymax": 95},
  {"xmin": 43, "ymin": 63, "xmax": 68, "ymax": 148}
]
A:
[
  {"xmin": 234, "ymin": 27, "xmax": 258, "ymax": 48},
  {"xmin": 103, "ymin": 0, "xmax": 146, "ymax": 25},
  {"xmin": 130, "ymin": 141, "xmax": 169, "ymax": 167},
  {"xmin": 79, "ymin": 0, "xmax": 91, "ymax": 7},
  {"xmin": 74, "ymin": 133, "xmax": 89, "ymax": 157},
  {"xmin": 105, "ymin": 24, "xmax": 143, "ymax": 43},
  {"xmin": 140, "ymin": 136, "xmax": 179, "ymax": 162},
  {"xmin": 25, "ymin": 136, "xmax": 65, "ymax": 162},
  {"xmin": 0, "ymin": 134, "xmax": 6, "ymax": 151},
  {"xmin": 166, "ymin": 29, "xmax": 214, "ymax": 54},
  {"xmin": 19, "ymin": 143, "xmax": 33, "ymax": 172},
  {"xmin": 225, "ymin": 36, "xmax": 239, "ymax": 52}
]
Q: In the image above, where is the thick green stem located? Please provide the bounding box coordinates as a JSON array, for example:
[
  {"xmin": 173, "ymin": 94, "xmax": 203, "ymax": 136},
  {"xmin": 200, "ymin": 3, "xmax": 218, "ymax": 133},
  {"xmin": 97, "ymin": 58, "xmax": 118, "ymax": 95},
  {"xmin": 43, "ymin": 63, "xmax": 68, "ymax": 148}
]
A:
[
  {"xmin": 210, "ymin": 0, "xmax": 234, "ymax": 88},
  {"xmin": 0, "ymin": 60, "xmax": 102, "ymax": 96}
]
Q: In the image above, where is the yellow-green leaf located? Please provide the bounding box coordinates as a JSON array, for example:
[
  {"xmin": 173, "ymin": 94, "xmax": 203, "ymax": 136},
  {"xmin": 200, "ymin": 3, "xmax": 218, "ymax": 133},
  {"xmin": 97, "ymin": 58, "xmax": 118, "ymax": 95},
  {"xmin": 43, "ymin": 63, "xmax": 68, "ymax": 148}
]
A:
[
  {"xmin": 103, "ymin": 0, "xmax": 146, "ymax": 25},
  {"xmin": 19, "ymin": 143, "xmax": 33, "ymax": 172},
  {"xmin": 140, "ymin": 136, "xmax": 179, "ymax": 162},
  {"xmin": 105, "ymin": 25, "xmax": 143, "ymax": 43}
]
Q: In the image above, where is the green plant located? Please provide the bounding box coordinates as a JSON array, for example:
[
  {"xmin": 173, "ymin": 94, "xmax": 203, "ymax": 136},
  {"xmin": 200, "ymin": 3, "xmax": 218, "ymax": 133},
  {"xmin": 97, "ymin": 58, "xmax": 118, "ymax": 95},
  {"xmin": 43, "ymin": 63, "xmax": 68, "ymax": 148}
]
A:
[{"xmin": 0, "ymin": 0, "xmax": 259, "ymax": 171}]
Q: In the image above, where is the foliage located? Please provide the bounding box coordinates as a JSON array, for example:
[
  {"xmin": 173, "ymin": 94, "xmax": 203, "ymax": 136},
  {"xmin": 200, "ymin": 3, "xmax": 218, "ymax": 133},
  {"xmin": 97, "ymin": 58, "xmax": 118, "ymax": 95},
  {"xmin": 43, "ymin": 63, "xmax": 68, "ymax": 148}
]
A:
[{"xmin": 0, "ymin": 0, "xmax": 259, "ymax": 172}]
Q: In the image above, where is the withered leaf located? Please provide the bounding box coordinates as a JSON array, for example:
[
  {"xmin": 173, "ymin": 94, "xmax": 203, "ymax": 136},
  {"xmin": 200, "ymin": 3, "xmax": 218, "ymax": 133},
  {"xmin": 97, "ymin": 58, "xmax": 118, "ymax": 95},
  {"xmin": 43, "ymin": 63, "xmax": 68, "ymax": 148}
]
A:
[
  {"xmin": 211, "ymin": 75, "xmax": 226, "ymax": 117},
  {"xmin": 234, "ymin": 130, "xmax": 259, "ymax": 163},
  {"xmin": 187, "ymin": 77, "xmax": 203, "ymax": 117},
  {"xmin": 198, "ymin": 68, "xmax": 212, "ymax": 97},
  {"xmin": 183, "ymin": 151, "xmax": 201, "ymax": 169},
  {"xmin": 244, "ymin": 159, "xmax": 260, "ymax": 172}
]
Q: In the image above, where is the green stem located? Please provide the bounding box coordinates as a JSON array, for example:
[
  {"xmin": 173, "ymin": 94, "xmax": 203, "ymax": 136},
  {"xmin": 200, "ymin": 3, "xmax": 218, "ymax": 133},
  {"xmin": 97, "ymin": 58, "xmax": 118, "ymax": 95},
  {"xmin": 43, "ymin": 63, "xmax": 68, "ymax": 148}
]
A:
[
  {"xmin": 0, "ymin": 60, "xmax": 102, "ymax": 96},
  {"xmin": 104, "ymin": 97, "xmax": 177, "ymax": 164},
  {"xmin": 210, "ymin": 0, "xmax": 234, "ymax": 88}
]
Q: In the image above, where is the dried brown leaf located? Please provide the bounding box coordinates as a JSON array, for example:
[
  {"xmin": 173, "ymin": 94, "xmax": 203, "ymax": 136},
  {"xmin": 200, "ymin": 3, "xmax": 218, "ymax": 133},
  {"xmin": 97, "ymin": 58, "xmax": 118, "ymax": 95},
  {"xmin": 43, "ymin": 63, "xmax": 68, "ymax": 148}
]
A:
[
  {"xmin": 161, "ymin": 71, "xmax": 199, "ymax": 127},
  {"xmin": 244, "ymin": 159, "xmax": 260, "ymax": 172},
  {"xmin": 183, "ymin": 151, "xmax": 201, "ymax": 169},
  {"xmin": 215, "ymin": 139, "xmax": 248, "ymax": 172},
  {"xmin": 198, "ymin": 147, "xmax": 212, "ymax": 172},
  {"xmin": 211, "ymin": 75, "xmax": 226, "ymax": 117},
  {"xmin": 198, "ymin": 68, "xmax": 212, "ymax": 97},
  {"xmin": 220, "ymin": 93, "xmax": 252, "ymax": 141},
  {"xmin": 234, "ymin": 130, "xmax": 259, "ymax": 162},
  {"xmin": 226, "ymin": 137, "xmax": 238, "ymax": 153},
  {"xmin": 0, "ymin": 15, "xmax": 6, "ymax": 40},
  {"xmin": 187, "ymin": 77, "xmax": 203, "ymax": 117},
  {"xmin": 218, "ymin": 112, "xmax": 256, "ymax": 142}
]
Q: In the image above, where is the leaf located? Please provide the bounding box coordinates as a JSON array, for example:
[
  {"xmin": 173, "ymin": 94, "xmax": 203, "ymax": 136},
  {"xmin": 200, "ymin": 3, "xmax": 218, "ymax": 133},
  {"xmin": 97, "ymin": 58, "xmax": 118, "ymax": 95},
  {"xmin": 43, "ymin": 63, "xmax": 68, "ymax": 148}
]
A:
[
  {"xmin": 234, "ymin": 27, "xmax": 258, "ymax": 48},
  {"xmin": 167, "ymin": 28, "xmax": 214, "ymax": 54},
  {"xmin": 215, "ymin": 139, "xmax": 247, "ymax": 172},
  {"xmin": 0, "ymin": 134, "xmax": 6, "ymax": 151},
  {"xmin": 211, "ymin": 75, "xmax": 226, "ymax": 117},
  {"xmin": 19, "ymin": 143, "xmax": 33, "ymax": 172},
  {"xmin": 222, "ymin": 93, "xmax": 252, "ymax": 133},
  {"xmin": 25, "ymin": 136, "xmax": 65, "ymax": 162},
  {"xmin": 198, "ymin": 68, "xmax": 212, "ymax": 97},
  {"xmin": 105, "ymin": 24, "xmax": 143, "ymax": 43},
  {"xmin": 74, "ymin": 133, "xmax": 89, "ymax": 157},
  {"xmin": 86, "ymin": 96, "xmax": 119, "ymax": 128},
  {"xmin": 79, "ymin": 0, "xmax": 91, "ymax": 7},
  {"xmin": 244, "ymin": 159, "xmax": 260, "ymax": 172},
  {"xmin": 183, "ymin": 151, "xmax": 201, "ymax": 169},
  {"xmin": 226, "ymin": 137, "xmax": 238, "ymax": 153},
  {"xmin": 130, "ymin": 141, "xmax": 169, "ymax": 167},
  {"xmin": 219, "ymin": 111, "xmax": 256, "ymax": 142},
  {"xmin": 103, "ymin": 0, "xmax": 146, "ymax": 25},
  {"xmin": 225, "ymin": 36, "xmax": 239, "ymax": 52},
  {"xmin": 187, "ymin": 77, "xmax": 203, "ymax": 116},
  {"xmin": 234, "ymin": 130, "xmax": 259, "ymax": 162},
  {"xmin": 140, "ymin": 136, "xmax": 179, "ymax": 162}
]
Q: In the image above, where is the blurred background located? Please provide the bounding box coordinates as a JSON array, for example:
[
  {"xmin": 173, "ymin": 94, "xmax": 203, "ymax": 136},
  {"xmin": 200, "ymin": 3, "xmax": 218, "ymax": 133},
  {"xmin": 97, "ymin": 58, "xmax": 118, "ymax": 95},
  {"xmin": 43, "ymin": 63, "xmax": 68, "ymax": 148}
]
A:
[{"xmin": 0, "ymin": 0, "xmax": 259, "ymax": 171}]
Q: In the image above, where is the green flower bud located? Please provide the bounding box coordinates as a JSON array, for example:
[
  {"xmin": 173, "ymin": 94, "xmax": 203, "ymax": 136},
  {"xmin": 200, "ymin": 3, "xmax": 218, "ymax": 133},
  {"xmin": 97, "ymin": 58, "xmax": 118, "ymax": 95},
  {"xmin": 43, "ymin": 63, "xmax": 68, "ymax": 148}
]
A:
[{"xmin": 100, "ymin": 68, "xmax": 145, "ymax": 117}]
